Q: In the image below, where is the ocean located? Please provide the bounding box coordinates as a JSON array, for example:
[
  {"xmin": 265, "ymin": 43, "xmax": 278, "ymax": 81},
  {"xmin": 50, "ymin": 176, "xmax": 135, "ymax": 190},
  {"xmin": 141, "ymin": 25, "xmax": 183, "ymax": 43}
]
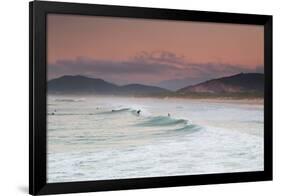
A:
[{"xmin": 47, "ymin": 95, "xmax": 264, "ymax": 183}]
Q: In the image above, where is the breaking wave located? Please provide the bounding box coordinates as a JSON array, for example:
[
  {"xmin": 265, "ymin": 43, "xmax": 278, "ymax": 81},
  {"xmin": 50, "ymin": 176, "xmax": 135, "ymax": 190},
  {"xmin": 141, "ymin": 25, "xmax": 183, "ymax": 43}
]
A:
[
  {"xmin": 104, "ymin": 107, "xmax": 202, "ymax": 133},
  {"xmin": 137, "ymin": 116, "xmax": 188, "ymax": 127},
  {"xmin": 48, "ymin": 106, "xmax": 203, "ymax": 134}
]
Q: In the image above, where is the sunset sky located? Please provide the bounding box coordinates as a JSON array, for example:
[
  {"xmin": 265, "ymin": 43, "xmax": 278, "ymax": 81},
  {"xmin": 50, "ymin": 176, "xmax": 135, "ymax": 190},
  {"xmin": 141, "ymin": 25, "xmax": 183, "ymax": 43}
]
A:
[{"xmin": 47, "ymin": 14, "xmax": 264, "ymax": 90}]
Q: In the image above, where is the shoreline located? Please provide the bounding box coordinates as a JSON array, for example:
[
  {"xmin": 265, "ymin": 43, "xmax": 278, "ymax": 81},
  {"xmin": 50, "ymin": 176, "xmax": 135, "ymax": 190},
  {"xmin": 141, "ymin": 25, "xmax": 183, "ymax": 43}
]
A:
[{"xmin": 48, "ymin": 94, "xmax": 264, "ymax": 105}]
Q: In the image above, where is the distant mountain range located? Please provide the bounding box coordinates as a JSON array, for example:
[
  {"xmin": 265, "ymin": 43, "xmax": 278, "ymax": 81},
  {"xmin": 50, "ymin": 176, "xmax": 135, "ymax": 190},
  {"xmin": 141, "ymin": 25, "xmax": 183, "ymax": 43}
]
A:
[
  {"xmin": 48, "ymin": 75, "xmax": 169, "ymax": 95},
  {"xmin": 48, "ymin": 73, "xmax": 264, "ymax": 98},
  {"xmin": 178, "ymin": 73, "xmax": 264, "ymax": 94}
]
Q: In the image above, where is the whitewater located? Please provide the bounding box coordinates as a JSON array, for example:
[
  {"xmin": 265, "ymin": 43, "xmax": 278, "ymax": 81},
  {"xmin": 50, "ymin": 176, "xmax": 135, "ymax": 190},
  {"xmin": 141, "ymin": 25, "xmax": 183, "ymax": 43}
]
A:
[{"xmin": 47, "ymin": 96, "xmax": 264, "ymax": 183}]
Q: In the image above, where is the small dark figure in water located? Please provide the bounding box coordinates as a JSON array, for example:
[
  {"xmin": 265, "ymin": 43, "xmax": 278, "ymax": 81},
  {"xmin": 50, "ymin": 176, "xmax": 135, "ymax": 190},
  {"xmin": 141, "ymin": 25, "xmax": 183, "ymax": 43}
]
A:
[
  {"xmin": 52, "ymin": 112, "xmax": 55, "ymax": 115},
  {"xmin": 137, "ymin": 110, "xmax": 141, "ymax": 115},
  {"xmin": 112, "ymin": 109, "xmax": 115, "ymax": 112},
  {"xmin": 168, "ymin": 113, "xmax": 170, "ymax": 117}
]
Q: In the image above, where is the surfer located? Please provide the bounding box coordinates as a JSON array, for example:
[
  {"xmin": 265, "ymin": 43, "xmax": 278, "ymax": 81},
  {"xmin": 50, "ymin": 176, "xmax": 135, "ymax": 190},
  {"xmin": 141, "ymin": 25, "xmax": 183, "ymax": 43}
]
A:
[
  {"xmin": 168, "ymin": 113, "xmax": 170, "ymax": 117},
  {"xmin": 137, "ymin": 110, "xmax": 141, "ymax": 115}
]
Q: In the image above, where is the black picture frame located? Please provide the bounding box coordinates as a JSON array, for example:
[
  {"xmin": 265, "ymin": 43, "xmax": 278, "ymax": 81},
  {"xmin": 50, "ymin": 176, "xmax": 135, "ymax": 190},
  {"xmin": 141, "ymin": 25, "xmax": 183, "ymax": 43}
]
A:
[{"xmin": 29, "ymin": 1, "xmax": 273, "ymax": 195}]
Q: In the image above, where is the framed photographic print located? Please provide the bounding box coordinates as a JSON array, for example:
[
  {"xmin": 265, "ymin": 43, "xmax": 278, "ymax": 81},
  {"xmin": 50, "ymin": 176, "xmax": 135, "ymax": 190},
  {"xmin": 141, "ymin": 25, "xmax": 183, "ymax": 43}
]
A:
[{"xmin": 29, "ymin": 1, "xmax": 272, "ymax": 195}]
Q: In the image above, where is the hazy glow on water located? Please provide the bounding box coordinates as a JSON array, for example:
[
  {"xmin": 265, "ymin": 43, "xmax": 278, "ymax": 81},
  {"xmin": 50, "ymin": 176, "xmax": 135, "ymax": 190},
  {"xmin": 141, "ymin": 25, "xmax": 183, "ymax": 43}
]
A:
[{"xmin": 47, "ymin": 96, "xmax": 264, "ymax": 183}]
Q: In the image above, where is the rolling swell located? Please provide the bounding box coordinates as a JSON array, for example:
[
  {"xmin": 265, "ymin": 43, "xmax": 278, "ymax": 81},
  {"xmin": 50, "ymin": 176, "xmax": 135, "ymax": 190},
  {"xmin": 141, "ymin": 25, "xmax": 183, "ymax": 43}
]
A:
[
  {"xmin": 135, "ymin": 115, "xmax": 202, "ymax": 134},
  {"xmin": 111, "ymin": 108, "xmax": 132, "ymax": 113},
  {"xmin": 97, "ymin": 107, "xmax": 202, "ymax": 133},
  {"xmin": 97, "ymin": 108, "xmax": 137, "ymax": 115},
  {"xmin": 47, "ymin": 113, "xmax": 95, "ymax": 116},
  {"xmin": 138, "ymin": 116, "xmax": 188, "ymax": 127},
  {"xmin": 171, "ymin": 124, "xmax": 202, "ymax": 133},
  {"xmin": 54, "ymin": 98, "xmax": 85, "ymax": 102},
  {"xmin": 48, "ymin": 106, "xmax": 202, "ymax": 134}
]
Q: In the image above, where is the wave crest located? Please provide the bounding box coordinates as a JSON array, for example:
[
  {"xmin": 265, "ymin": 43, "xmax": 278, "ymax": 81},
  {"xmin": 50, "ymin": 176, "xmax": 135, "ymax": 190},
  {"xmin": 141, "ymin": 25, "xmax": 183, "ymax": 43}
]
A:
[
  {"xmin": 138, "ymin": 116, "xmax": 188, "ymax": 126},
  {"xmin": 136, "ymin": 115, "xmax": 202, "ymax": 133}
]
